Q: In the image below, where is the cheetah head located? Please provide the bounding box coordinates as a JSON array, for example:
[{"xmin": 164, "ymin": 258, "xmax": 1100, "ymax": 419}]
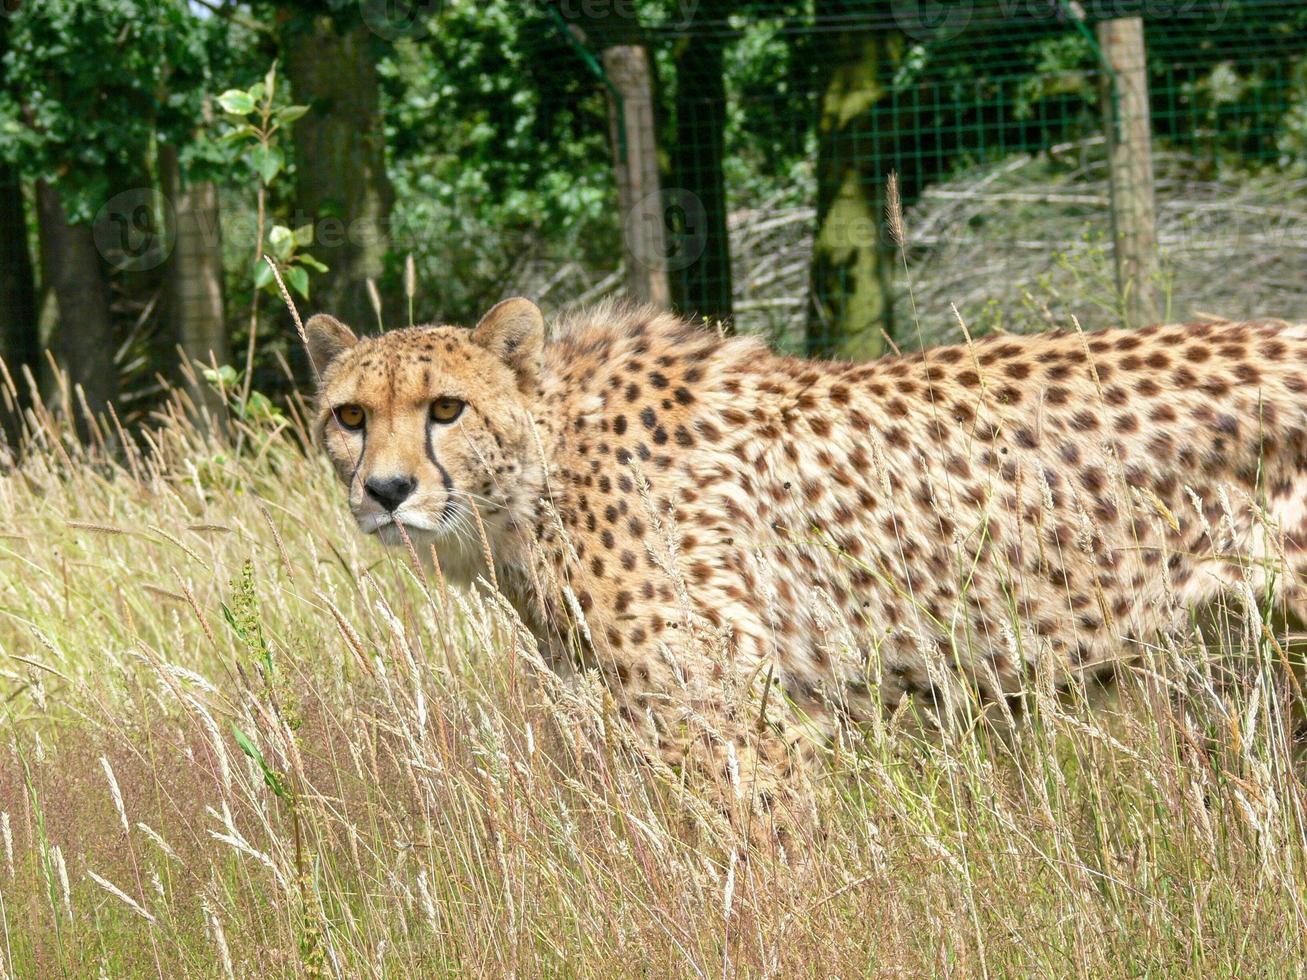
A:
[{"xmin": 305, "ymin": 298, "xmax": 545, "ymax": 569}]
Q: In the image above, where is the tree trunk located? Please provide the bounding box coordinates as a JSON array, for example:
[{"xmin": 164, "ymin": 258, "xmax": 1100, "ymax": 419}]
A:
[
  {"xmin": 806, "ymin": 8, "xmax": 893, "ymax": 360},
  {"xmin": 283, "ymin": 14, "xmax": 394, "ymax": 330},
  {"xmin": 0, "ymin": 2, "xmax": 38, "ymax": 395},
  {"xmin": 0, "ymin": 165, "xmax": 38, "ymax": 386},
  {"xmin": 161, "ymin": 144, "xmax": 228, "ymax": 416},
  {"xmin": 556, "ymin": 1, "xmax": 671, "ymax": 308},
  {"xmin": 35, "ymin": 181, "xmax": 116, "ymax": 420},
  {"xmin": 670, "ymin": 0, "xmax": 732, "ymax": 326},
  {"xmin": 173, "ymin": 182, "xmax": 228, "ymax": 369},
  {"xmin": 1098, "ymin": 17, "xmax": 1160, "ymax": 328},
  {"xmin": 603, "ymin": 43, "xmax": 671, "ymax": 308}
]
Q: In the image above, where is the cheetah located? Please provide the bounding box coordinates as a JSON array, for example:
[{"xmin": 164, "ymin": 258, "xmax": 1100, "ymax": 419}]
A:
[{"xmin": 306, "ymin": 297, "xmax": 1307, "ymax": 842}]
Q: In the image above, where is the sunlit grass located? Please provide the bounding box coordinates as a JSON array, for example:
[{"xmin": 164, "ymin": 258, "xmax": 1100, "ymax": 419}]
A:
[{"xmin": 2, "ymin": 367, "xmax": 1307, "ymax": 977}]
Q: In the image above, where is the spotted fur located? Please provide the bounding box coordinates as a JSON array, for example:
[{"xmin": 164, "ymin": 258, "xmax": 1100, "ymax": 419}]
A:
[{"xmin": 308, "ymin": 299, "xmax": 1307, "ymax": 841}]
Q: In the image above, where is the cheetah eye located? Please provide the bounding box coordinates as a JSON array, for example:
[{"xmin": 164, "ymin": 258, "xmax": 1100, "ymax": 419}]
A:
[
  {"xmin": 430, "ymin": 398, "xmax": 465, "ymax": 424},
  {"xmin": 336, "ymin": 404, "xmax": 365, "ymax": 431}
]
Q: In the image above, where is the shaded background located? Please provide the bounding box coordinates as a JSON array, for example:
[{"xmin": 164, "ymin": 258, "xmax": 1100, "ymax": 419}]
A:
[{"xmin": 2, "ymin": 0, "xmax": 1307, "ymax": 426}]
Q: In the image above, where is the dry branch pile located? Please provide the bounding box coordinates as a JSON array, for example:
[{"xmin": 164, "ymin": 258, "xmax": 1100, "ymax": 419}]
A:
[{"xmin": 900, "ymin": 141, "xmax": 1307, "ymax": 344}]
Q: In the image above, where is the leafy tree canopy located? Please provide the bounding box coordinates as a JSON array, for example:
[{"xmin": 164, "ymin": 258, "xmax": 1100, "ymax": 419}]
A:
[{"xmin": 0, "ymin": 0, "xmax": 243, "ymax": 219}]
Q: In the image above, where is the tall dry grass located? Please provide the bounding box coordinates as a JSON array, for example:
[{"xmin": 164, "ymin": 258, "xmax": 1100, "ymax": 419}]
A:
[{"xmin": 1, "ymin": 364, "xmax": 1306, "ymax": 978}]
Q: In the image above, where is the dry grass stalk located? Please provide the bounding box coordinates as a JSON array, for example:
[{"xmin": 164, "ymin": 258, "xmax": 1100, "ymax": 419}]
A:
[{"xmin": 0, "ymin": 351, "xmax": 1305, "ymax": 975}]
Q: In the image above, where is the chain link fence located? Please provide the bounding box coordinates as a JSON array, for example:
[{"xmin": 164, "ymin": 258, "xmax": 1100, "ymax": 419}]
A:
[{"xmin": 535, "ymin": 0, "xmax": 1307, "ymax": 356}]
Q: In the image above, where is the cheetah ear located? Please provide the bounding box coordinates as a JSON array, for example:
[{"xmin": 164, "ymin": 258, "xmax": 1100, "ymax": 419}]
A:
[
  {"xmin": 473, "ymin": 297, "xmax": 544, "ymax": 393},
  {"xmin": 304, "ymin": 313, "xmax": 358, "ymax": 379}
]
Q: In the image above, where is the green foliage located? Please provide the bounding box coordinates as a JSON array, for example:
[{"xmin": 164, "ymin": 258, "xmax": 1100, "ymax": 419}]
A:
[
  {"xmin": 379, "ymin": 2, "xmax": 617, "ymax": 321},
  {"xmin": 216, "ymin": 65, "xmax": 323, "ymax": 300},
  {"xmin": 7, "ymin": 0, "xmax": 1307, "ymax": 395},
  {"xmin": 221, "ymin": 554, "xmax": 322, "ymax": 973},
  {"xmin": 0, "ymin": 0, "xmax": 215, "ymax": 220},
  {"xmin": 222, "ymin": 559, "xmax": 274, "ymax": 680},
  {"xmin": 202, "ymin": 358, "xmax": 287, "ymax": 446},
  {"xmin": 720, "ymin": 7, "xmax": 818, "ymax": 187},
  {"xmin": 232, "ymin": 723, "xmax": 290, "ymax": 798},
  {"xmin": 202, "ymin": 363, "xmax": 240, "ymax": 391},
  {"xmin": 223, "ymin": 558, "xmax": 296, "ymax": 796}
]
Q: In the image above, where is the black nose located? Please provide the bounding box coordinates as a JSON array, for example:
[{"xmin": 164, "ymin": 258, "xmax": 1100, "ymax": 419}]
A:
[{"xmin": 364, "ymin": 475, "xmax": 416, "ymax": 512}]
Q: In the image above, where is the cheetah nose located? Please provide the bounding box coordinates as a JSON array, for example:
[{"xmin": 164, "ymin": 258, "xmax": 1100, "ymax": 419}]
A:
[{"xmin": 364, "ymin": 475, "xmax": 417, "ymax": 512}]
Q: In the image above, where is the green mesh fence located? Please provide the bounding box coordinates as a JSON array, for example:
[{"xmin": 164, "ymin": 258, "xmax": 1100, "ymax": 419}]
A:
[{"xmin": 536, "ymin": 0, "xmax": 1307, "ymax": 357}]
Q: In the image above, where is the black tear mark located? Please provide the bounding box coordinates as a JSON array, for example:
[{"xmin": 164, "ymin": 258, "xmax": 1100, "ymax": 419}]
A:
[
  {"xmin": 349, "ymin": 425, "xmax": 368, "ymax": 487},
  {"xmin": 425, "ymin": 420, "xmax": 457, "ymax": 526}
]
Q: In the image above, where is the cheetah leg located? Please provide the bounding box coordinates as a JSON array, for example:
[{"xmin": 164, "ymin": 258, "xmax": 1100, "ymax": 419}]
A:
[
  {"xmin": 622, "ymin": 683, "xmax": 820, "ymax": 859},
  {"xmin": 685, "ymin": 707, "xmax": 819, "ymax": 858},
  {"xmin": 1249, "ymin": 471, "xmax": 1307, "ymax": 625}
]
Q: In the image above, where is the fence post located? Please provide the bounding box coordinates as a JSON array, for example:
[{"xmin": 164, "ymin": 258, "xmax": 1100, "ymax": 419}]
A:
[
  {"xmin": 601, "ymin": 44, "xmax": 671, "ymax": 308},
  {"xmin": 1097, "ymin": 16, "xmax": 1160, "ymax": 327}
]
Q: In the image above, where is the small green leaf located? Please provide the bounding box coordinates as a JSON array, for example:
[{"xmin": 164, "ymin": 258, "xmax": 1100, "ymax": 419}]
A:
[
  {"xmin": 249, "ymin": 145, "xmax": 284, "ymax": 185},
  {"xmin": 277, "ymin": 104, "xmax": 310, "ymax": 125},
  {"xmin": 232, "ymin": 725, "xmax": 287, "ymax": 799},
  {"xmin": 217, "ymin": 89, "xmax": 256, "ymax": 115},
  {"xmin": 203, "ymin": 365, "xmax": 240, "ymax": 388},
  {"xmin": 248, "ymin": 82, "xmax": 265, "ymax": 104},
  {"xmin": 292, "ymin": 223, "xmax": 315, "ymax": 248},
  {"xmin": 253, "ymin": 260, "xmax": 275, "ymax": 289},
  {"xmin": 285, "ymin": 265, "xmax": 310, "ymax": 299},
  {"xmin": 231, "ymin": 725, "xmax": 259, "ymax": 761},
  {"xmin": 247, "ymin": 391, "xmax": 274, "ymax": 418},
  {"xmin": 219, "ymin": 124, "xmax": 258, "ymax": 144},
  {"xmin": 297, "ymin": 253, "xmax": 328, "ymax": 273},
  {"xmin": 267, "ymin": 224, "xmax": 294, "ymax": 261}
]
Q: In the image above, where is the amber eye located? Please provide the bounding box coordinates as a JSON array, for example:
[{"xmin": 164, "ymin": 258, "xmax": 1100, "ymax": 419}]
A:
[
  {"xmin": 336, "ymin": 404, "xmax": 365, "ymax": 430},
  {"xmin": 430, "ymin": 398, "xmax": 464, "ymax": 424}
]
